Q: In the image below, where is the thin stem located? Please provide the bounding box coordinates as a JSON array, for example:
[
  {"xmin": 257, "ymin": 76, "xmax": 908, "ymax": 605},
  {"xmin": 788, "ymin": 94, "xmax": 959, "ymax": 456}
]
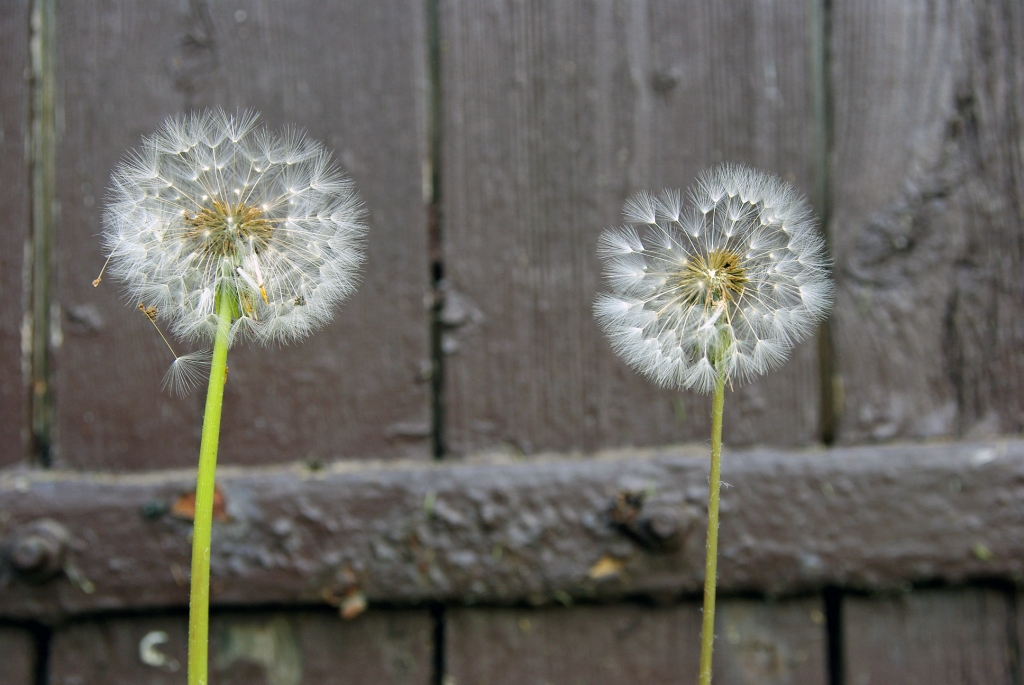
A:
[
  {"xmin": 138, "ymin": 303, "xmax": 179, "ymax": 359},
  {"xmin": 188, "ymin": 288, "xmax": 234, "ymax": 685},
  {"xmin": 698, "ymin": 373, "xmax": 726, "ymax": 685}
]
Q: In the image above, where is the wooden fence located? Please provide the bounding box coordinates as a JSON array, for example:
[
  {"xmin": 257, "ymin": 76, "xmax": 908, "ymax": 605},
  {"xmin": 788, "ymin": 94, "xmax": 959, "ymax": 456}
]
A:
[{"xmin": 1, "ymin": 0, "xmax": 1022, "ymax": 683}]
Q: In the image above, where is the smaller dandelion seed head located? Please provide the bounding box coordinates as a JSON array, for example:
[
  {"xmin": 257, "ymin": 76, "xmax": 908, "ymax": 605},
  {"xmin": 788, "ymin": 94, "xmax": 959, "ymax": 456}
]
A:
[
  {"xmin": 594, "ymin": 163, "xmax": 834, "ymax": 394},
  {"xmin": 100, "ymin": 107, "xmax": 367, "ymax": 349}
]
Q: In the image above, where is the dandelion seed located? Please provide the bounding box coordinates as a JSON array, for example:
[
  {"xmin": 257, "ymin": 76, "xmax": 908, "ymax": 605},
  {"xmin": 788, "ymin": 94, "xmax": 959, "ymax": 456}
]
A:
[
  {"xmin": 136, "ymin": 302, "xmax": 209, "ymax": 396},
  {"xmin": 93, "ymin": 247, "xmax": 117, "ymax": 287},
  {"xmin": 594, "ymin": 163, "xmax": 833, "ymax": 393},
  {"xmin": 161, "ymin": 351, "xmax": 212, "ymax": 397}
]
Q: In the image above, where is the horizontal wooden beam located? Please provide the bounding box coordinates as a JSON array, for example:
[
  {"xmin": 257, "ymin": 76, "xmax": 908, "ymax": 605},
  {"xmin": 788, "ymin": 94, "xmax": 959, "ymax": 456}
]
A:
[{"xmin": 2, "ymin": 440, "xmax": 1022, "ymax": 621}]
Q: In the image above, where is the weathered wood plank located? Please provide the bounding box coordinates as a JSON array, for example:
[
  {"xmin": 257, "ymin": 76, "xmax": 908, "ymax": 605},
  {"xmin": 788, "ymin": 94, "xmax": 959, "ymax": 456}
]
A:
[
  {"xmin": 54, "ymin": 0, "xmax": 430, "ymax": 470},
  {"xmin": 0, "ymin": 626, "xmax": 35, "ymax": 685},
  {"xmin": 1, "ymin": 439, "xmax": 1021, "ymax": 620},
  {"xmin": 0, "ymin": 1, "xmax": 30, "ymax": 467},
  {"xmin": 48, "ymin": 610, "xmax": 432, "ymax": 685},
  {"xmin": 831, "ymin": 0, "xmax": 1024, "ymax": 442},
  {"xmin": 439, "ymin": 0, "xmax": 821, "ymax": 457},
  {"xmin": 1018, "ymin": 592, "xmax": 1024, "ymax": 665},
  {"xmin": 446, "ymin": 604, "xmax": 701, "ymax": 685},
  {"xmin": 844, "ymin": 589, "xmax": 1014, "ymax": 684},
  {"xmin": 713, "ymin": 599, "xmax": 826, "ymax": 685},
  {"xmin": 445, "ymin": 599, "xmax": 825, "ymax": 685}
]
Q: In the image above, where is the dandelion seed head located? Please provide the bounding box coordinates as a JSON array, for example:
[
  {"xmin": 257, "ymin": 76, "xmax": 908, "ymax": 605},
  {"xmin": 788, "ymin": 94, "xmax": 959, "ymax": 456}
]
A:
[
  {"xmin": 101, "ymin": 107, "xmax": 366, "ymax": 347},
  {"xmin": 594, "ymin": 164, "xmax": 834, "ymax": 393}
]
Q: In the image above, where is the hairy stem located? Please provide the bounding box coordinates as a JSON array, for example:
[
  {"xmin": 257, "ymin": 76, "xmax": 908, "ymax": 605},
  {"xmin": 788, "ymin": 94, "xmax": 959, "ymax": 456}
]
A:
[
  {"xmin": 188, "ymin": 288, "xmax": 233, "ymax": 685},
  {"xmin": 698, "ymin": 373, "xmax": 726, "ymax": 685}
]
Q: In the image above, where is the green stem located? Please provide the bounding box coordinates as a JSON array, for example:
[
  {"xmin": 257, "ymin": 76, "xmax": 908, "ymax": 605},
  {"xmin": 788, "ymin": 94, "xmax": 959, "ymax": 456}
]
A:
[
  {"xmin": 188, "ymin": 288, "xmax": 234, "ymax": 685},
  {"xmin": 698, "ymin": 373, "xmax": 726, "ymax": 685}
]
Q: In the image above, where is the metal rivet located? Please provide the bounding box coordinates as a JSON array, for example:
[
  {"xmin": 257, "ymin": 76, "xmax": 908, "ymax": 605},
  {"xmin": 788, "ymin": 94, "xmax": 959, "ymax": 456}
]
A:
[
  {"xmin": 5, "ymin": 519, "xmax": 70, "ymax": 580},
  {"xmin": 646, "ymin": 508, "xmax": 681, "ymax": 540}
]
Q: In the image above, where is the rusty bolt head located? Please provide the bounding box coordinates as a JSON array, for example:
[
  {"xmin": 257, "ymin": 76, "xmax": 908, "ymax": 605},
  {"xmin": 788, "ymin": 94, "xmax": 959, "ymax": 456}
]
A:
[
  {"xmin": 645, "ymin": 508, "xmax": 681, "ymax": 540},
  {"xmin": 12, "ymin": 536, "xmax": 51, "ymax": 572},
  {"xmin": 637, "ymin": 507, "xmax": 690, "ymax": 552},
  {"xmin": 610, "ymin": 494, "xmax": 691, "ymax": 553},
  {"xmin": 6, "ymin": 519, "xmax": 70, "ymax": 580}
]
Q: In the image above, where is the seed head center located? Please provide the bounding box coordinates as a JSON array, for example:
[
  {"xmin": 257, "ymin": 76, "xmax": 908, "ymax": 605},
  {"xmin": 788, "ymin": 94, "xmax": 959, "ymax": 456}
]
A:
[
  {"xmin": 679, "ymin": 249, "xmax": 748, "ymax": 309},
  {"xmin": 184, "ymin": 199, "xmax": 275, "ymax": 258}
]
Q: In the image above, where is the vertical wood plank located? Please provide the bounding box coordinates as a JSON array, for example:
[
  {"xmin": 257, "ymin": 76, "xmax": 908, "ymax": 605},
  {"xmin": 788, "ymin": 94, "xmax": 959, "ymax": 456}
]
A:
[
  {"xmin": 844, "ymin": 589, "xmax": 1014, "ymax": 684},
  {"xmin": 714, "ymin": 600, "xmax": 827, "ymax": 685},
  {"xmin": 440, "ymin": 0, "xmax": 821, "ymax": 458},
  {"xmin": 831, "ymin": 0, "xmax": 1024, "ymax": 442},
  {"xmin": 447, "ymin": 604, "xmax": 701, "ymax": 685},
  {"xmin": 48, "ymin": 610, "xmax": 433, "ymax": 685},
  {"xmin": 0, "ymin": 1, "xmax": 30, "ymax": 467},
  {"xmin": 54, "ymin": 1, "xmax": 430, "ymax": 470},
  {"xmin": 0, "ymin": 626, "xmax": 36, "ymax": 685},
  {"xmin": 445, "ymin": 599, "xmax": 826, "ymax": 685},
  {"xmin": 1017, "ymin": 592, "xmax": 1024, "ymax": 669}
]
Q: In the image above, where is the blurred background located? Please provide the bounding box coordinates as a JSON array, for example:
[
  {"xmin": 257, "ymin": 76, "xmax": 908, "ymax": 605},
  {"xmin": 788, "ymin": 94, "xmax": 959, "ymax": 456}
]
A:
[{"xmin": 1, "ymin": 0, "xmax": 1022, "ymax": 683}]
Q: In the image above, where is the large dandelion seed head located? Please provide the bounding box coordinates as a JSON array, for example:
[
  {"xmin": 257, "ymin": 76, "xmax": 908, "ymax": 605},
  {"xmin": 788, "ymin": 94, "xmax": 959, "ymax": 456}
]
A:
[
  {"xmin": 100, "ymin": 108, "xmax": 366, "ymax": 347},
  {"xmin": 594, "ymin": 164, "xmax": 834, "ymax": 394}
]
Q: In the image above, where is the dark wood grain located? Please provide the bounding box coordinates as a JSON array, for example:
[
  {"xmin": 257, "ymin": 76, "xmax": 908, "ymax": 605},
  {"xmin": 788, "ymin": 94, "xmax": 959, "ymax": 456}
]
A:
[
  {"xmin": 4, "ymin": 439, "xmax": 1021, "ymax": 620},
  {"xmin": 445, "ymin": 599, "xmax": 824, "ymax": 685},
  {"xmin": 831, "ymin": 0, "xmax": 1024, "ymax": 442},
  {"xmin": 53, "ymin": 0, "xmax": 430, "ymax": 470},
  {"xmin": 439, "ymin": 0, "xmax": 822, "ymax": 458},
  {"xmin": 48, "ymin": 610, "xmax": 432, "ymax": 685},
  {"xmin": 844, "ymin": 589, "xmax": 1014, "ymax": 684},
  {"xmin": 0, "ymin": 626, "xmax": 35, "ymax": 685},
  {"xmin": 0, "ymin": 1, "xmax": 30, "ymax": 467}
]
